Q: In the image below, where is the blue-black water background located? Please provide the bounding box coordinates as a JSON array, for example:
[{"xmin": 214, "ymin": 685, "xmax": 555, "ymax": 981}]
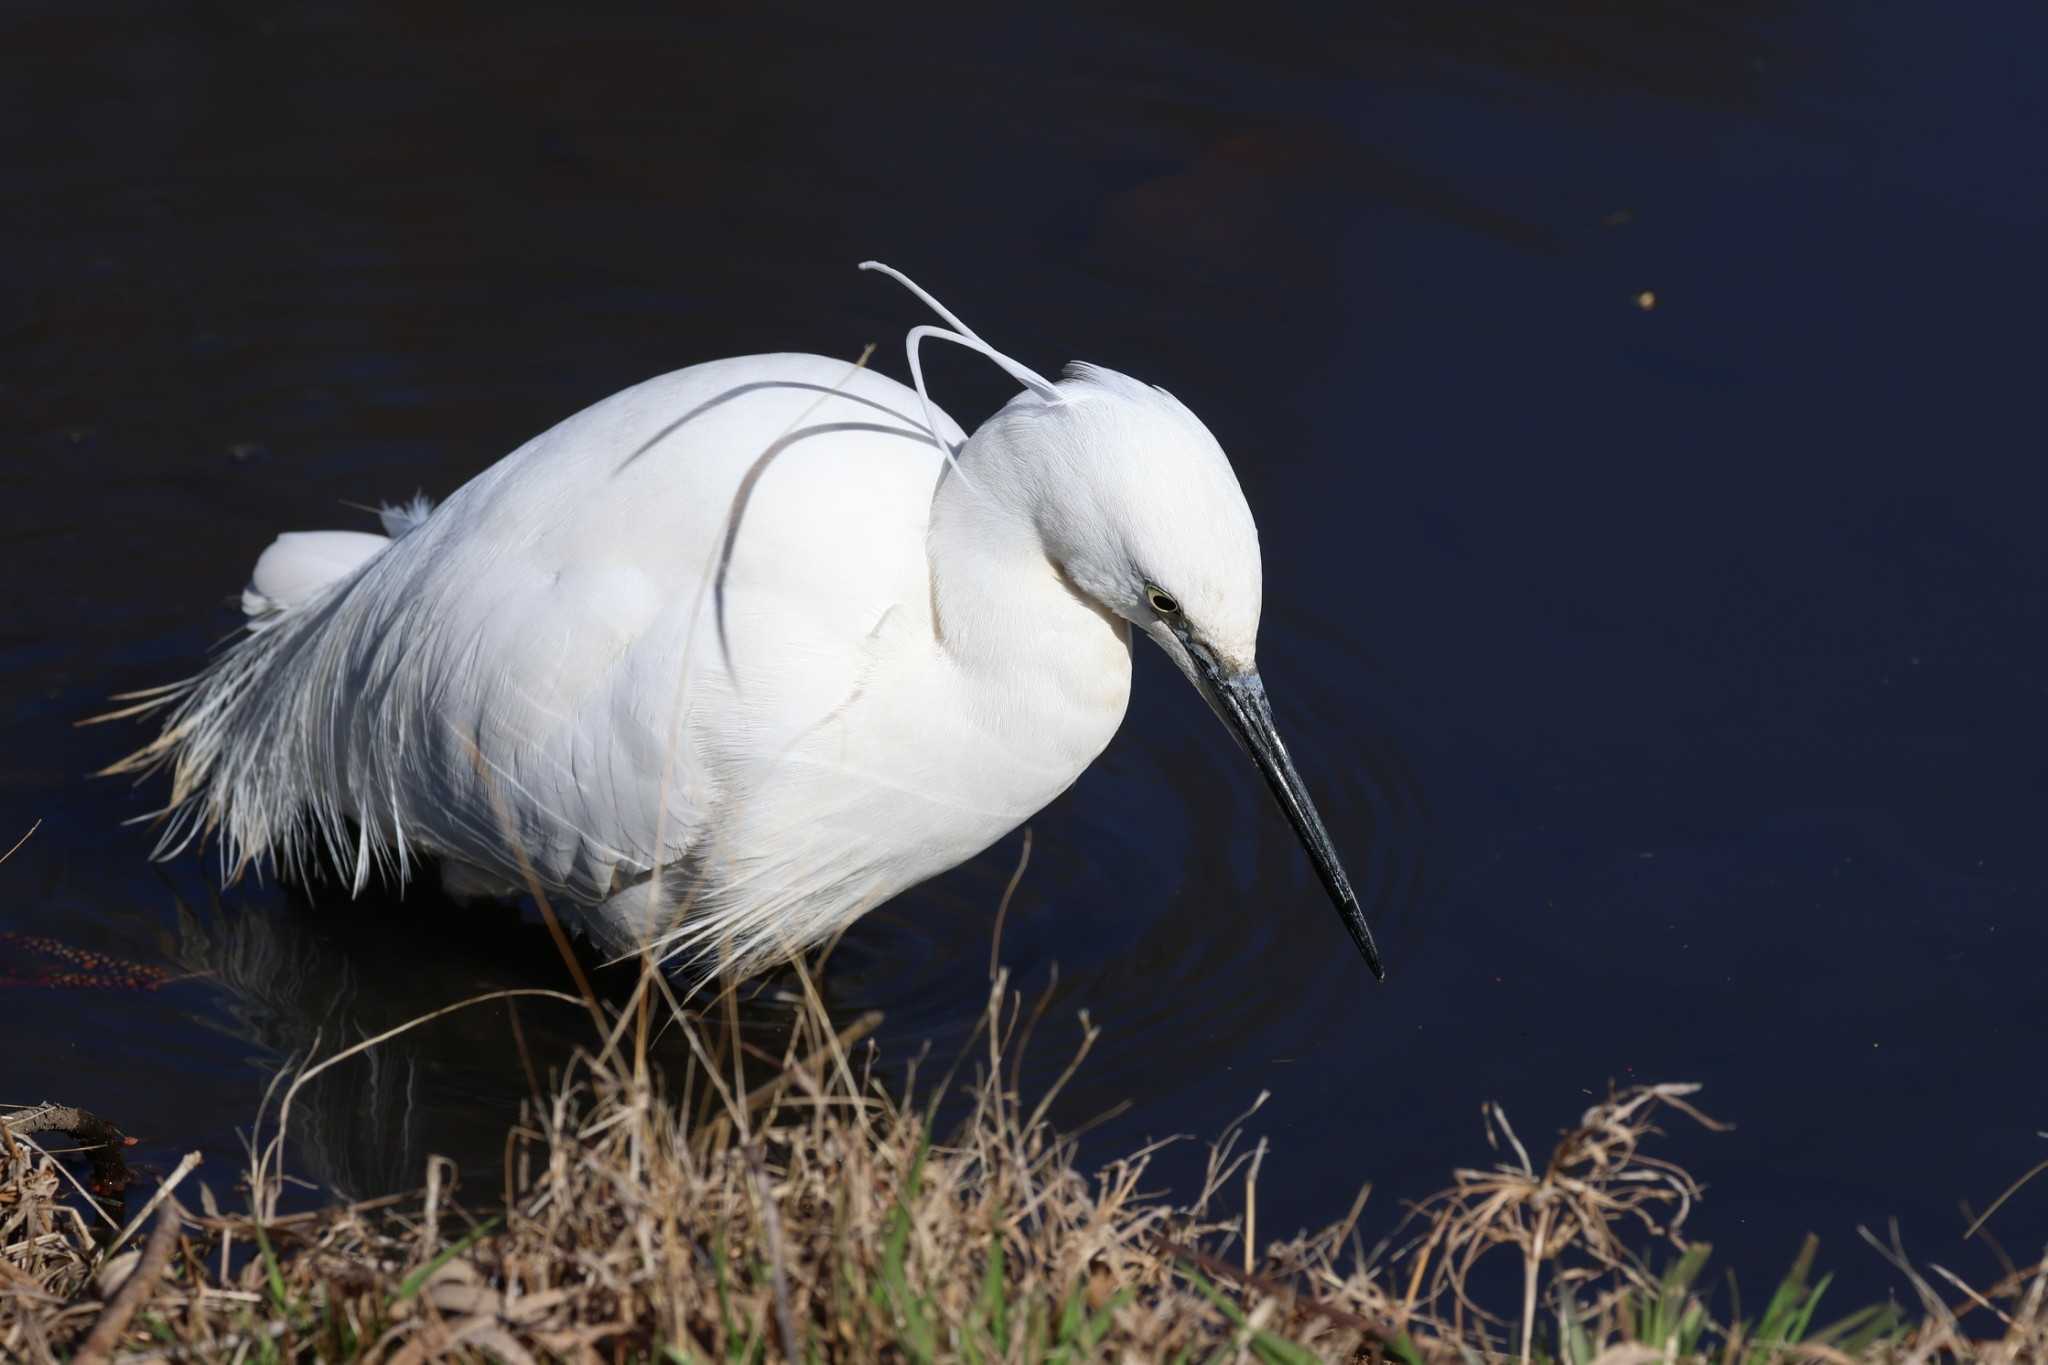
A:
[{"xmin": 5, "ymin": 0, "xmax": 2044, "ymax": 1307}]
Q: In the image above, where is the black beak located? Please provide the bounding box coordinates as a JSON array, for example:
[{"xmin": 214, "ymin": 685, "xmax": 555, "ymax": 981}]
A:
[{"xmin": 1191, "ymin": 651, "xmax": 1386, "ymax": 981}]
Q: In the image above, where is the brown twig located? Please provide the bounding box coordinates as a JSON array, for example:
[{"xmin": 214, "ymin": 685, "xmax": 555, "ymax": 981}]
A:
[
  {"xmin": 987, "ymin": 825, "xmax": 1033, "ymax": 980},
  {"xmin": 72, "ymin": 1197, "xmax": 180, "ymax": 1365},
  {"xmin": 1964, "ymin": 1153, "xmax": 2048, "ymax": 1242},
  {"xmin": 3, "ymin": 1102, "xmax": 134, "ymax": 1195}
]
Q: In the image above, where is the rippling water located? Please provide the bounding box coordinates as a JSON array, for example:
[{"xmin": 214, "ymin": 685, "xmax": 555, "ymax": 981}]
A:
[{"xmin": 5, "ymin": 0, "xmax": 2044, "ymax": 1301}]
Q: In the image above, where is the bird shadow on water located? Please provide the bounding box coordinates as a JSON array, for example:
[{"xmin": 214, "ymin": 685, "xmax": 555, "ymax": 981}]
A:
[
  {"xmin": 154, "ymin": 834, "xmax": 1259, "ymax": 1215},
  {"xmin": 158, "ymin": 874, "xmax": 817, "ymax": 1207},
  {"xmin": 157, "ymin": 843, "xmax": 1135, "ymax": 1205}
]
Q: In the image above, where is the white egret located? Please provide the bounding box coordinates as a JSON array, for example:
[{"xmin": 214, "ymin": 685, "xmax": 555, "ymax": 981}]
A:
[{"xmin": 110, "ymin": 263, "xmax": 1384, "ymax": 982}]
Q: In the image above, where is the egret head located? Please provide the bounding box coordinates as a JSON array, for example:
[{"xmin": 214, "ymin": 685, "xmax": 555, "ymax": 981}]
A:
[
  {"xmin": 993, "ymin": 368, "xmax": 1384, "ymax": 981},
  {"xmin": 861, "ymin": 260, "xmax": 1386, "ymax": 981},
  {"xmin": 986, "ymin": 364, "xmax": 1262, "ymax": 668}
]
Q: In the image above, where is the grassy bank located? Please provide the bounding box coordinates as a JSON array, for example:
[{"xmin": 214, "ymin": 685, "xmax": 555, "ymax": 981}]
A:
[{"xmin": 4, "ymin": 955, "xmax": 2043, "ymax": 1363}]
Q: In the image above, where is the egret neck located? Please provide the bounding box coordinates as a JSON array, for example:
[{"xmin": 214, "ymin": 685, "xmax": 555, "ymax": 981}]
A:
[{"xmin": 925, "ymin": 428, "xmax": 1134, "ymax": 793}]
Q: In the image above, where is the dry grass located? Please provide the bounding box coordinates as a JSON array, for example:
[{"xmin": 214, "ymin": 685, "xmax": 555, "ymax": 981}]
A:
[{"xmin": 4, "ymin": 950, "xmax": 2045, "ymax": 1363}]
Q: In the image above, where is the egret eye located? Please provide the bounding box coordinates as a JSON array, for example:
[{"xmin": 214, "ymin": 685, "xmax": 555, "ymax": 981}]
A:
[{"xmin": 1146, "ymin": 587, "xmax": 1181, "ymax": 616}]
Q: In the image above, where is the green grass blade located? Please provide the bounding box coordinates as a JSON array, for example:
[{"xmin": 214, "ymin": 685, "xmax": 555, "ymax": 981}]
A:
[
  {"xmin": 1677, "ymin": 1298, "xmax": 1707, "ymax": 1355},
  {"xmin": 1181, "ymin": 1261, "xmax": 1397, "ymax": 1365},
  {"xmin": 1384, "ymin": 1326, "xmax": 1426, "ymax": 1365},
  {"xmin": 1784, "ymin": 1271, "xmax": 1832, "ymax": 1342},
  {"xmin": 1058, "ymin": 1276, "xmax": 1087, "ymax": 1342},
  {"xmin": 392, "ymin": 1215, "xmax": 501, "ymax": 1304},
  {"xmin": 979, "ymin": 1217, "xmax": 1009, "ymax": 1352},
  {"xmin": 1045, "ymin": 1278, "xmax": 1089, "ymax": 1363},
  {"xmin": 712, "ymin": 1242, "xmax": 737, "ymax": 1352},
  {"xmin": 1247, "ymin": 1329, "xmax": 1320, "ymax": 1365},
  {"xmin": 1076, "ymin": 1287, "xmax": 1135, "ymax": 1354},
  {"xmin": 252, "ymin": 1222, "xmax": 290, "ymax": 1315},
  {"xmin": 1820, "ymin": 1302, "xmax": 1904, "ymax": 1354},
  {"xmin": 1557, "ymin": 1281, "xmax": 1593, "ymax": 1365},
  {"xmin": 1753, "ymin": 1235, "xmax": 1819, "ymax": 1343},
  {"xmin": 1178, "ymin": 1267, "xmax": 1246, "ymax": 1325},
  {"xmin": 874, "ymin": 1134, "xmax": 936, "ymax": 1364}
]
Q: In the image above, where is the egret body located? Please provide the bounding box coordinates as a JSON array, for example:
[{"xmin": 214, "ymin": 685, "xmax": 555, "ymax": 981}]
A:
[{"xmin": 116, "ymin": 265, "xmax": 1384, "ymax": 982}]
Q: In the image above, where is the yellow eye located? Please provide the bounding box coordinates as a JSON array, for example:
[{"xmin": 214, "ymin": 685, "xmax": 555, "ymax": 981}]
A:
[{"xmin": 1146, "ymin": 587, "xmax": 1181, "ymax": 616}]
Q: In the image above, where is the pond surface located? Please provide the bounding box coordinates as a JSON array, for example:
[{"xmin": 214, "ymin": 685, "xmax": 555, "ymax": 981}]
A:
[{"xmin": 5, "ymin": 0, "xmax": 2044, "ymax": 1305}]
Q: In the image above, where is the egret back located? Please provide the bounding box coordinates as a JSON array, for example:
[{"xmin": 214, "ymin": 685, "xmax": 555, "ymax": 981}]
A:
[{"xmin": 120, "ymin": 354, "xmax": 960, "ymax": 959}]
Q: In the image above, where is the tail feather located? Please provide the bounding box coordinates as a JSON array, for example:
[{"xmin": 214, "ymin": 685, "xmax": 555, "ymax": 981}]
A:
[
  {"xmin": 105, "ymin": 587, "xmax": 370, "ymax": 882},
  {"xmin": 243, "ymin": 530, "xmax": 391, "ymax": 626},
  {"xmin": 103, "ymin": 506, "xmax": 433, "ymax": 882}
]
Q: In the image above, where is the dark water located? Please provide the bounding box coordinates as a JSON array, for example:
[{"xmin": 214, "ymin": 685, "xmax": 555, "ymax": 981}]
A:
[{"xmin": 6, "ymin": 0, "xmax": 2044, "ymax": 1306}]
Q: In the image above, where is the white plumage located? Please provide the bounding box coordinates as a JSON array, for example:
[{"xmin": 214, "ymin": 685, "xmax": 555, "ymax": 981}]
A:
[{"xmin": 112, "ymin": 264, "xmax": 1385, "ymax": 983}]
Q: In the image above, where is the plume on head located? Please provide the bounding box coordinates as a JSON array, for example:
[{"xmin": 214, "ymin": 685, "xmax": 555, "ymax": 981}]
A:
[
  {"xmin": 859, "ymin": 260, "xmax": 1264, "ymax": 670},
  {"xmin": 1004, "ymin": 362, "xmax": 1265, "ymax": 669},
  {"xmin": 858, "ymin": 261, "xmax": 1060, "ymax": 478}
]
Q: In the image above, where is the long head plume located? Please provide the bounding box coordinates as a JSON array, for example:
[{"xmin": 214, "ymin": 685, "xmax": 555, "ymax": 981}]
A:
[{"xmin": 858, "ymin": 261, "xmax": 1062, "ymax": 486}]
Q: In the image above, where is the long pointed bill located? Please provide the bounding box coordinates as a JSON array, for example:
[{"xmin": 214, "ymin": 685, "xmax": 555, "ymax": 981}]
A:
[{"xmin": 1193, "ymin": 656, "xmax": 1386, "ymax": 981}]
